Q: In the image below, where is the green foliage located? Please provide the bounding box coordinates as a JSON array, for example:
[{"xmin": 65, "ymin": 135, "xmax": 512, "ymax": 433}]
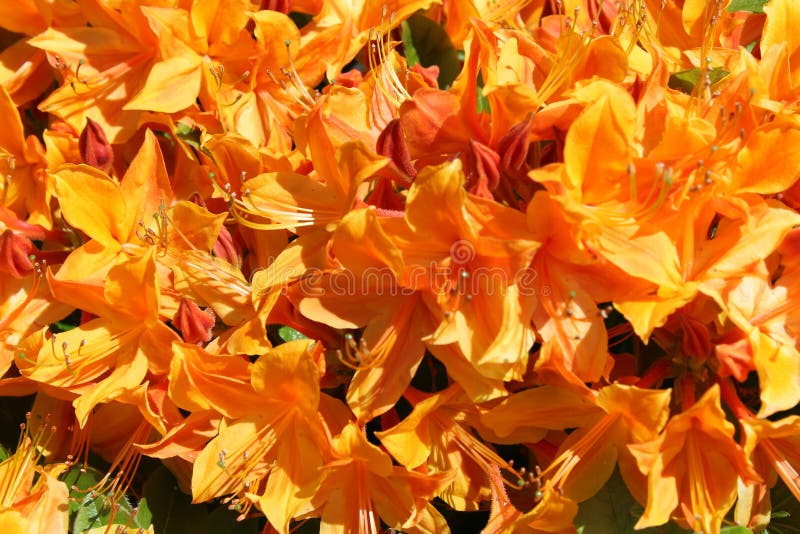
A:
[
  {"xmin": 142, "ymin": 466, "xmax": 260, "ymax": 534},
  {"xmin": 175, "ymin": 122, "xmax": 203, "ymax": 152},
  {"xmin": 401, "ymin": 21, "xmax": 421, "ymax": 68},
  {"xmin": 64, "ymin": 465, "xmax": 151, "ymax": 533},
  {"xmin": 400, "ymin": 12, "xmax": 460, "ymax": 88},
  {"xmin": 476, "ymin": 73, "xmax": 491, "ymax": 114},
  {"xmin": 574, "ymin": 469, "xmax": 690, "ymax": 533},
  {"xmin": 52, "ymin": 309, "xmax": 82, "ymax": 333},
  {"xmin": 763, "ymin": 479, "xmax": 800, "ymax": 534},
  {"xmin": 668, "ymin": 67, "xmax": 730, "ymax": 94},
  {"xmin": 726, "ymin": 0, "xmax": 768, "ymax": 14},
  {"xmin": 141, "ymin": 465, "xmax": 208, "ymax": 534},
  {"xmin": 277, "ymin": 325, "xmax": 308, "ymax": 343},
  {"xmin": 207, "ymin": 506, "xmax": 261, "ymax": 534}
]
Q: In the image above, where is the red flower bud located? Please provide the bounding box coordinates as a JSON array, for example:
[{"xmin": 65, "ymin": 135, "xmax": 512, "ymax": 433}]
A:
[
  {"xmin": 376, "ymin": 119, "xmax": 416, "ymax": 183},
  {"xmin": 0, "ymin": 229, "xmax": 35, "ymax": 278},
  {"xmin": 79, "ymin": 117, "xmax": 113, "ymax": 174},
  {"xmin": 465, "ymin": 139, "xmax": 500, "ymax": 199},
  {"xmin": 212, "ymin": 225, "xmax": 242, "ymax": 269},
  {"xmin": 498, "ymin": 113, "xmax": 534, "ymax": 180},
  {"xmin": 174, "ymin": 297, "xmax": 216, "ymax": 345}
]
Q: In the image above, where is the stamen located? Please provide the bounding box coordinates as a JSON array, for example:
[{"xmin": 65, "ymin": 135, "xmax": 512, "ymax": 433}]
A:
[
  {"xmin": 336, "ymin": 328, "xmax": 397, "ymax": 371},
  {"xmin": 228, "ymin": 186, "xmax": 341, "ymax": 231},
  {"xmin": 0, "ymin": 414, "xmax": 59, "ymax": 509},
  {"xmin": 69, "ymin": 419, "xmax": 151, "ymax": 517},
  {"xmin": 538, "ymin": 413, "xmax": 619, "ymax": 493},
  {"xmin": 266, "ymin": 41, "xmax": 317, "ymax": 112}
]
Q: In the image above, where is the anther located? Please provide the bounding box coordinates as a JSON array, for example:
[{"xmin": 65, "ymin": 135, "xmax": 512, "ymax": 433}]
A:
[{"xmin": 662, "ymin": 167, "xmax": 673, "ymax": 185}]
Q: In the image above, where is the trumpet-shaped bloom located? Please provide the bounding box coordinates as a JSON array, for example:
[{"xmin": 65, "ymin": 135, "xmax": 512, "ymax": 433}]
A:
[
  {"xmin": 190, "ymin": 340, "xmax": 330, "ymax": 532},
  {"xmin": 17, "ymin": 249, "xmax": 178, "ymax": 426},
  {"xmin": 311, "ymin": 422, "xmax": 453, "ymax": 533},
  {"xmin": 632, "ymin": 385, "xmax": 760, "ymax": 534}
]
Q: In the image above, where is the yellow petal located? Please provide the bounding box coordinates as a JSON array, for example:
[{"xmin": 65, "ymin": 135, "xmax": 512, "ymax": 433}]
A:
[
  {"xmin": 482, "ymin": 386, "xmax": 602, "ymax": 443},
  {"xmin": 53, "ymin": 165, "xmax": 127, "ymax": 247},
  {"xmin": 124, "ymin": 55, "xmax": 202, "ymax": 113},
  {"xmin": 118, "ymin": 130, "xmax": 174, "ymax": 242},
  {"xmin": 751, "ymin": 330, "xmax": 800, "ymax": 417},
  {"xmin": 73, "ymin": 350, "xmax": 149, "ymax": 426},
  {"xmin": 251, "ymin": 340, "xmax": 321, "ymax": 414}
]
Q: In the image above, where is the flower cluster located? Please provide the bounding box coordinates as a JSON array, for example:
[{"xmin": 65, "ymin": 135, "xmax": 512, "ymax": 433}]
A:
[{"xmin": 1, "ymin": 0, "xmax": 799, "ymax": 532}]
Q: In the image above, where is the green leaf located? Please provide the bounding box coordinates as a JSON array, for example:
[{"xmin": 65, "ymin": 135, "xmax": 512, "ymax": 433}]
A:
[
  {"xmin": 668, "ymin": 67, "xmax": 730, "ymax": 94},
  {"xmin": 476, "ymin": 72, "xmax": 491, "ymax": 114},
  {"xmin": 207, "ymin": 505, "xmax": 261, "ymax": 534},
  {"xmin": 721, "ymin": 527, "xmax": 753, "ymax": 534},
  {"xmin": 574, "ymin": 469, "xmax": 691, "ymax": 533},
  {"xmin": 175, "ymin": 122, "xmax": 203, "ymax": 151},
  {"xmin": 288, "ymin": 11, "xmax": 313, "ymax": 29},
  {"xmin": 726, "ymin": 0, "xmax": 767, "ymax": 13},
  {"xmin": 52, "ymin": 320, "xmax": 78, "ymax": 332},
  {"xmin": 764, "ymin": 479, "xmax": 800, "ymax": 534},
  {"xmin": 401, "ymin": 21, "xmax": 420, "ymax": 67},
  {"xmin": 63, "ymin": 465, "xmax": 146, "ymax": 533},
  {"xmin": 142, "ymin": 465, "xmax": 210, "ymax": 534},
  {"xmin": 401, "ymin": 12, "xmax": 460, "ymax": 88},
  {"xmin": 0, "ymin": 443, "xmax": 9, "ymax": 461},
  {"xmin": 52, "ymin": 309, "xmax": 82, "ymax": 333},
  {"xmin": 278, "ymin": 325, "xmax": 308, "ymax": 343},
  {"xmin": 136, "ymin": 498, "xmax": 154, "ymax": 529}
]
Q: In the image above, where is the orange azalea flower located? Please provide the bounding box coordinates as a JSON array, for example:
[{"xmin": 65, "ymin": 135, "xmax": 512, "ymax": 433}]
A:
[
  {"xmin": 51, "ymin": 130, "xmax": 226, "ymax": 314},
  {"xmin": 376, "ymin": 384, "xmax": 521, "ymax": 511},
  {"xmin": 632, "ymin": 385, "xmax": 760, "ymax": 534},
  {"xmin": 172, "ymin": 247, "xmax": 276, "ymax": 354},
  {"xmin": 17, "ymin": 249, "xmax": 178, "ymax": 426},
  {"xmin": 532, "ymin": 79, "xmax": 800, "ymax": 341},
  {"xmin": 721, "ymin": 268, "xmax": 800, "ymax": 416},
  {"xmin": 28, "ymin": 0, "xmax": 163, "ymax": 143},
  {"xmin": 737, "ymin": 411, "xmax": 800, "ymax": 528},
  {"xmin": 0, "ymin": 0, "xmax": 83, "ymax": 105},
  {"xmin": 310, "ymin": 421, "xmax": 453, "ymax": 533},
  {"xmin": 294, "ymin": 0, "xmax": 437, "ymax": 84},
  {"xmin": 0, "ymin": 86, "xmax": 52, "ymax": 229},
  {"xmin": 0, "ymin": 261, "xmax": 70, "ymax": 396},
  {"xmin": 190, "ymin": 340, "xmax": 332, "ymax": 531},
  {"xmin": 485, "ymin": 383, "xmax": 670, "ymax": 504},
  {"xmin": 760, "ymin": 0, "xmax": 800, "ymax": 100},
  {"xmin": 124, "ymin": 2, "xmax": 256, "ymax": 116},
  {"xmin": 0, "ymin": 417, "xmax": 69, "ymax": 534},
  {"xmin": 286, "ymin": 207, "xmax": 439, "ymax": 422},
  {"xmin": 482, "ymin": 475, "xmax": 577, "ymax": 534},
  {"xmin": 244, "ymin": 139, "xmax": 389, "ymax": 293},
  {"xmin": 525, "ymin": 190, "xmax": 648, "ymax": 384},
  {"xmin": 381, "ymin": 159, "xmax": 539, "ymax": 384}
]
